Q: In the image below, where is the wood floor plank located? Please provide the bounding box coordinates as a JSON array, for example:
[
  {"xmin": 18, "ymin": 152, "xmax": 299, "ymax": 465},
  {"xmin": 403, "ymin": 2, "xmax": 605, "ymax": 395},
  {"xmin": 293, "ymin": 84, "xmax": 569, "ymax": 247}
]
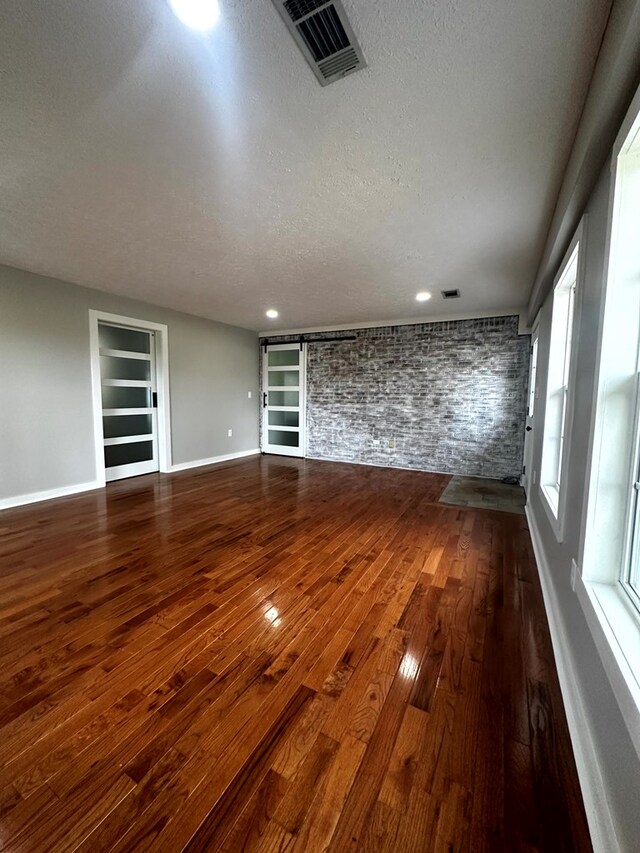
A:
[
  {"xmin": 289, "ymin": 733, "xmax": 367, "ymax": 852},
  {"xmin": 378, "ymin": 703, "xmax": 431, "ymax": 814},
  {"xmin": 0, "ymin": 456, "xmax": 592, "ymax": 852},
  {"xmin": 272, "ymin": 733, "xmax": 339, "ymax": 834},
  {"xmin": 180, "ymin": 685, "xmax": 316, "ymax": 850},
  {"xmin": 270, "ymin": 691, "xmax": 336, "ymax": 780},
  {"xmin": 218, "ymin": 768, "xmax": 289, "ymax": 852}
]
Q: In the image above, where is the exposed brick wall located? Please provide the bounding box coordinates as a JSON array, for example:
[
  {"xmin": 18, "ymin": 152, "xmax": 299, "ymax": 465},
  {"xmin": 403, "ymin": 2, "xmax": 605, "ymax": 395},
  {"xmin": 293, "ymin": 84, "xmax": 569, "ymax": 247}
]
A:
[{"xmin": 262, "ymin": 316, "xmax": 530, "ymax": 479}]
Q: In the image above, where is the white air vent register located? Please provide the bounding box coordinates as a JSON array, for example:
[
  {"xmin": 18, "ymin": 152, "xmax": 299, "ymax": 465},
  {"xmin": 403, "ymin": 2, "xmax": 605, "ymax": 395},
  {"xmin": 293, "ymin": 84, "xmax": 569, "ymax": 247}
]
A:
[{"xmin": 271, "ymin": 0, "xmax": 367, "ymax": 86}]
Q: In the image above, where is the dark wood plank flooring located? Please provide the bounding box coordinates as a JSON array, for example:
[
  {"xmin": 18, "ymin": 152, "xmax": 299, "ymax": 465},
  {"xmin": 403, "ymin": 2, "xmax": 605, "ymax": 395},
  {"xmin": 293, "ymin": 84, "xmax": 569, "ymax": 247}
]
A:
[{"xmin": 0, "ymin": 456, "xmax": 591, "ymax": 851}]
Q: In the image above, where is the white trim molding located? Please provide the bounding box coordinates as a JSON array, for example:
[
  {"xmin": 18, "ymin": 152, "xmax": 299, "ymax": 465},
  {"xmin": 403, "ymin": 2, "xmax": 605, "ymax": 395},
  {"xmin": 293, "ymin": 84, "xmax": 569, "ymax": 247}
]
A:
[
  {"xmin": 0, "ymin": 451, "xmax": 262, "ymax": 510},
  {"xmin": 538, "ymin": 216, "xmax": 588, "ymax": 544},
  {"xmin": 260, "ymin": 308, "xmax": 530, "ymax": 338},
  {"xmin": 575, "ymin": 78, "xmax": 640, "ymax": 763},
  {"xmin": 575, "ymin": 574, "xmax": 640, "ymax": 761},
  {"xmin": 526, "ymin": 505, "xmax": 621, "ymax": 853},
  {"xmin": 170, "ymin": 449, "xmax": 260, "ymax": 473},
  {"xmin": 0, "ymin": 480, "xmax": 102, "ymax": 512}
]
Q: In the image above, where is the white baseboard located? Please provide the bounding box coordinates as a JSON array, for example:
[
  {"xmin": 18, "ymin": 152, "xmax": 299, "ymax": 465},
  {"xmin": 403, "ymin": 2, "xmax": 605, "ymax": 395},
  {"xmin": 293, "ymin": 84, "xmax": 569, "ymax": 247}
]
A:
[
  {"xmin": 0, "ymin": 450, "xmax": 261, "ymax": 510},
  {"xmin": 525, "ymin": 505, "xmax": 620, "ymax": 853},
  {"xmin": 169, "ymin": 448, "xmax": 260, "ymax": 473},
  {"xmin": 0, "ymin": 480, "xmax": 102, "ymax": 512}
]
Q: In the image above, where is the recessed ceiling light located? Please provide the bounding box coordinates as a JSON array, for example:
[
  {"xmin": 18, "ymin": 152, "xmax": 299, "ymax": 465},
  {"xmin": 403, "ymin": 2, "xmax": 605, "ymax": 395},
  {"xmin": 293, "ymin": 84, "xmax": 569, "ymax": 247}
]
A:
[
  {"xmin": 168, "ymin": 0, "xmax": 220, "ymax": 31},
  {"xmin": 415, "ymin": 291, "xmax": 432, "ymax": 302},
  {"xmin": 266, "ymin": 309, "xmax": 279, "ymax": 319}
]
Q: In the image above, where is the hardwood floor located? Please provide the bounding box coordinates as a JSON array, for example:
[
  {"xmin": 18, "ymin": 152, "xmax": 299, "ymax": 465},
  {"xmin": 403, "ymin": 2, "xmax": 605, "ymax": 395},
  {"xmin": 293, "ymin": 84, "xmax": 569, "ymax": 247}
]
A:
[{"xmin": 0, "ymin": 456, "xmax": 591, "ymax": 852}]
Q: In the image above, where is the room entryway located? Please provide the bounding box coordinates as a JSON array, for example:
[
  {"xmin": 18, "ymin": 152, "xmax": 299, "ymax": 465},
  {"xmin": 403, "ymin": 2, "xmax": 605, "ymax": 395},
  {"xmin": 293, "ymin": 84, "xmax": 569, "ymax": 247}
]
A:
[
  {"xmin": 522, "ymin": 320, "xmax": 540, "ymax": 497},
  {"xmin": 89, "ymin": 310, "xmax": 172, "ymax": 485},
  {"xmin": 98, "ymin": 322, "xmax": 159, "ymax": 481},
  {"xmin": 262, "ymin": 343, "xmax": 306, "ymax": 457}
]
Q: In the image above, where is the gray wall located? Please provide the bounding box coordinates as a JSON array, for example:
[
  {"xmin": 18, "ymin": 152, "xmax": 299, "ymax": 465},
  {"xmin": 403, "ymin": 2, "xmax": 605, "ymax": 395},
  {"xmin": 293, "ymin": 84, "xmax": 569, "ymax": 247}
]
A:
[
  {"xmin": 0, "ymin": 265, "xmax": 259, "ymax": 501},
  {"xmin": 265, "ymin": 316, "xmax": 529, "ymax": 479},
  {"xmin": 528, "ymin": 162, "xmax": 640, "ymax": 851}
]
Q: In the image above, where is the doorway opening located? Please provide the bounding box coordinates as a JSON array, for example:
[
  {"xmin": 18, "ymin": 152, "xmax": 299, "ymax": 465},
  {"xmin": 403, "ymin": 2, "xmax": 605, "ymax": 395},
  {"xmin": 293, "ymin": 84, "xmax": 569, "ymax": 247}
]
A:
[
  {"xmin": 262, "ymin": 343, "xmax": 306, "ymax": 458},
  {"xmin": 89, "ymin": 310, "xmax": 172, "ymax": 484},
  {"xmin": 522, "ymin": 319, "xmax": 540, "ymax": 497}
]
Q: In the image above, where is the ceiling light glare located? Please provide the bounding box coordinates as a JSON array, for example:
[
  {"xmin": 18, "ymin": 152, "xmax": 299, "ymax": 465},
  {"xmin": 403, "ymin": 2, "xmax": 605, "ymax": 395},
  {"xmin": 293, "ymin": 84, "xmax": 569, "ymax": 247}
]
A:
[
  {"xmin": 266, "ymin": 309, "xmax": 279, "ymax": 319},
  {"xmin": 399, "ymin": 654, "xmax": 419, "ymax": 680},
  {"xmin": 264, "ymin": 606, "xmax": 279, "ymax": 622},
  {"xmin": 415, "ymin": 291, "xmax": 432, "ymax": 302},
  {"xmin": 169, "ymin": 0, "xmax": 220, "ymax": 31}
]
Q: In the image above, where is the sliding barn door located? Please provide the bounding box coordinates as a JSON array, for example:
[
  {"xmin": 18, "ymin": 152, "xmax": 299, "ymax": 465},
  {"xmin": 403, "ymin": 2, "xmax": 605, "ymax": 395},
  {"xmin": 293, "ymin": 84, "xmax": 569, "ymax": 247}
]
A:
[
  {"xmin": 522, "ymin": 323, "xmax": 539, "ymax": 495},
  {"xmin": 262, "ymin": 344, "xmax": 306, "ymax": 458},
  {"xmin": 98, "ymin": 323, "xmax": 159, "ymax": 481}
]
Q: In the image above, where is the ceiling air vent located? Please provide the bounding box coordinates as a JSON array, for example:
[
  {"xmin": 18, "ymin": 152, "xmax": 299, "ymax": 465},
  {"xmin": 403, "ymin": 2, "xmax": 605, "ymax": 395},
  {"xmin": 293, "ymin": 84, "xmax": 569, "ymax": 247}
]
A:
[
  {"xmin": 441, "ymin": 289, "xmax": 461, "ymax": 300},
  {"xmin": 272, "ymin": 0, "xmax": 367, "ymax": 86}
]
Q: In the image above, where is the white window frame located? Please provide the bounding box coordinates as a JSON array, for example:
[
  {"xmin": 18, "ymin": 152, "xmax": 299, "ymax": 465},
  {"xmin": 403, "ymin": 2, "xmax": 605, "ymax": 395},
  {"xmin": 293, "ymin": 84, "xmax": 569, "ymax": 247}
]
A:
[
  {"xmin": 539, "ymin": 219, "xmax": 586, "ymax": 542},
  {"xmin": 624, "ymin": 413, "xmax": 640, "ymax": 606},
  {"xmin": 577, "ymin": 81, "xmax": 640, "ymax": 758},
  {"xmin": 622, "ymin": 351, "xmax": 640, "ymax": 613},
  {"xmin": 89, "ymin": 310, "xmax": 173, "ymax": 486}
]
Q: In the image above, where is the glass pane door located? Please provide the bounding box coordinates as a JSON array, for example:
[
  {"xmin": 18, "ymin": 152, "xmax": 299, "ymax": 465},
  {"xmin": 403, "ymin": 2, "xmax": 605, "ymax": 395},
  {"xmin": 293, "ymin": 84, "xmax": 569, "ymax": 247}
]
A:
[
  {"xmin": 522, "ymin": 324, "xmax": 539, "ymax": 497},
  {"xmin": 98, "ymin": 323, "xmax": 159, "ymax": 481},
  {"xmin": 263, "ymin": 344, "xmax": 305, "ymax": 457}
]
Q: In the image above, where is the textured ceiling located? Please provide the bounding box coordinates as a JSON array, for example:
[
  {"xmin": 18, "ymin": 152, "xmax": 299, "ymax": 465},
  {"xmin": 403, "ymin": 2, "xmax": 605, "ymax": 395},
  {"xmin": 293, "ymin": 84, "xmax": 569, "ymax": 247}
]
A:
[{"xmin": 0, "ymin": 0, "xmax": 611, "ymax": 331}]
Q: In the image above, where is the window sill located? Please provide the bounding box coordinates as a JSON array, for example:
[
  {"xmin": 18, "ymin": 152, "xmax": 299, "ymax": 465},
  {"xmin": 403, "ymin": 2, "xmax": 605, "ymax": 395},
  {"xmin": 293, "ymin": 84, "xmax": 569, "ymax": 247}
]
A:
[
  {"xmin": 576, "ymin": 574, "xmax": 640, "ymax": 760},
  {"xmin": 539, "ymin": 482, "xmax": 564, "ymax": 542}
]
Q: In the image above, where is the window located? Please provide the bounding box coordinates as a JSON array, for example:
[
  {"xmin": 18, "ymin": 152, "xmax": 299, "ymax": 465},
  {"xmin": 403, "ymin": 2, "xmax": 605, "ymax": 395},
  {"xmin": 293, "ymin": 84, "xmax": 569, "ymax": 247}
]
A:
[
  {"xmin": 539, "ymin": 227, "xmax": 583, "ymax": 539},
  {"xmin": 579, "ymin": 83, "xmax": 640, "ymax": 742},
  {"xmin": 593, "ymin": 114, "xmax": 640, "ymax": 614},
  {"xmin": 627, "ymin": 464, "xmax": 640, "ymax": 606},
  {"xmin": 622, "ymin": 349, "xmax": 640, "ymax": 609}
]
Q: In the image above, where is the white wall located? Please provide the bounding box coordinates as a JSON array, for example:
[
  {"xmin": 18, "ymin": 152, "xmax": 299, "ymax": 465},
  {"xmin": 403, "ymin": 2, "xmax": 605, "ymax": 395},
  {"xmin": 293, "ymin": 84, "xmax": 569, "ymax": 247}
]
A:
[
  {"xmin": 527, "ymin": 161, "xmax": 640, "ymax": 852},
  {"xmin": 0, "ymin": 265, "xmax": 259, "ymax": 503},
  {"xmin": 528, "ymin": 0, "xmax": 640, "ymax": 321}
]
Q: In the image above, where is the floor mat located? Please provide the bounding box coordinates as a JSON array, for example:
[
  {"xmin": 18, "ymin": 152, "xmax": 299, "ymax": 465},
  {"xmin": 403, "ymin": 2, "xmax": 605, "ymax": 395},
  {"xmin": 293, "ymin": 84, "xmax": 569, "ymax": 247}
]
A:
[{"xmin": 439, "ymin": 475, "xmax": 526, "ymax": 514}]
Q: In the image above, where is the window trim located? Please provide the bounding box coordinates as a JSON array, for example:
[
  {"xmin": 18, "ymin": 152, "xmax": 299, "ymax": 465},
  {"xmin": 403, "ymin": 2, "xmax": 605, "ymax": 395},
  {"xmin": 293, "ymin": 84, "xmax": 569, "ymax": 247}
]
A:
[
  {"xmin": 577, "ymin": 80, "xmax": 640, "ymax": 757},
  {"xmin": 575, "ymin": 575, "xmax": 640, "ymax": 758},
  {"xmin": 539, "ymin": 218, "xmax": 586, "ymax": 542},
  {"xmin": 621, "ymin": 367, "xmax": 640, "ymax": 610}
]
